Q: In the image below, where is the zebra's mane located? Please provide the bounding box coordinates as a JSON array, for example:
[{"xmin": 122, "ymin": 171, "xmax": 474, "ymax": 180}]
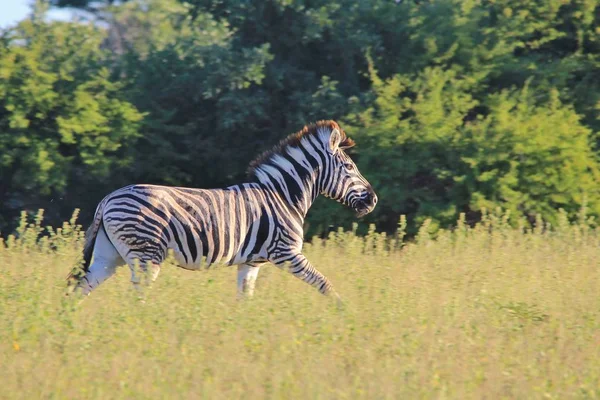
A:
[{"xmin": 247, "ymin": 120, "xmax": 355, "ymax": 178}]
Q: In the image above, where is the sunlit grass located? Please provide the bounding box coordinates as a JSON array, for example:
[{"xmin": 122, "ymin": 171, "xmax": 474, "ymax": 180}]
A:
[{"xmin": 1, "ymin": 210, "xmax": 599, "ymax": 399}]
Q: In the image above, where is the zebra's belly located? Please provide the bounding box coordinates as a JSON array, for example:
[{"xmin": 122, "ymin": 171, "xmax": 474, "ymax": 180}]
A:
[
  {"xmin": 169, "ymin": 245, "xmax": 263, "ymax": 270},
  {"xmin": 170, "ymin": 248, "xmax": 213, "ymax": 270}
]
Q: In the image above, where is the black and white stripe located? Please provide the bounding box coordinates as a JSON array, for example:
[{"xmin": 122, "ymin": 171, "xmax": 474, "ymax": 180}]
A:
[{"xmin": 69, "ymin": 120, "xmax": 377, "ymax": 299}]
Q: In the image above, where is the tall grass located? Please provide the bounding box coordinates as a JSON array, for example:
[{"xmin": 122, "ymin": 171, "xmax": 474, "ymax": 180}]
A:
[{"xmin": 1, "ymin": 209, "xmax": 599, "ymax": 399}]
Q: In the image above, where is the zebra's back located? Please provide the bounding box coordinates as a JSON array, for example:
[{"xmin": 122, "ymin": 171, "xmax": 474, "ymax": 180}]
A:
[{"xmin": 101, "ymin": 183, "xmax": 273, "ymax": 268}]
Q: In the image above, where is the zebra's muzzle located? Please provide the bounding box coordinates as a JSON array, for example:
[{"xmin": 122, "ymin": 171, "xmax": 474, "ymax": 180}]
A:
[
  {"xmin": 356, "ymin": 208, "xmax": 370, "ymax": 218},
  {"xmin": 354, "ymin": 190, "xmax": 377, "ymax": 218}
]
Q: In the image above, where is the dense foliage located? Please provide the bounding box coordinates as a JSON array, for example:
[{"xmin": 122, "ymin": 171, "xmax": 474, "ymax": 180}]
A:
[
  {"xmin": 1, "ymin": 0, "xmax": 599, "ymax": 235},
  {"xmin": 0, "ymin": 3, "xmax": 142, "ymax": 229}
]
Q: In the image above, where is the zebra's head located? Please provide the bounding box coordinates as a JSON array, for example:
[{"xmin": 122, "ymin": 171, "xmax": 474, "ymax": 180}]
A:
[
  {"xmin": 320, "ymin": 124, "xmax": 377, "ymax": 218},
  {"xmin": 248, "ymin": 120, "xmax": 377, "ymax": 217}
]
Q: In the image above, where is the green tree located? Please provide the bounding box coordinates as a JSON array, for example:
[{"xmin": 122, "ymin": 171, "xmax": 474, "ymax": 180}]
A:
[
  {"xmin": 0, "ymin": 5, "xmax": 142, "ymax": 231},
  {"xmin": 103, "ymin": 0, "xmax": 273, "ymax": 188},
  {"xmin": 403, "ymin": 0, "xmax": 600, "ymax": 129},
  {"xmin": 49, "ymin": 0, "xmax": 129, "ymax": 9},
  {"xmin": 6, "ymin": 0, "xmax": 598, "ymax": 236},
  {"xmin": 347, "ymin": 65, "xmax": 600, "ymax": 232}
]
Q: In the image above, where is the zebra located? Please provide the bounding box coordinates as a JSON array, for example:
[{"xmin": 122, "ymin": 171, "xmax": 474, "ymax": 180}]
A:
[{"xmin": 67, "ymin": 120, "xmax": 377, "ymax": 301}]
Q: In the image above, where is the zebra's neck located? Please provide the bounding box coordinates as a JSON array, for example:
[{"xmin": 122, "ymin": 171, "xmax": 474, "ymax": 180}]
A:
[{"xmin": 252, "ymin": 154, "xmax": 325, "ymax": 219}]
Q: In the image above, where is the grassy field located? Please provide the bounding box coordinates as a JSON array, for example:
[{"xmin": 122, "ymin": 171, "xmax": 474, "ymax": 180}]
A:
[{"xmin": 1, "ymin": 211, "xmax": 600, "ymax": 399}]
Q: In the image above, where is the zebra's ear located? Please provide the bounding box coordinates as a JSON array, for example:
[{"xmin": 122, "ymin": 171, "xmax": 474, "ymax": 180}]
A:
[{"xmin": 328, "ymin": 128, "xmax": 343, "ymax": 154}]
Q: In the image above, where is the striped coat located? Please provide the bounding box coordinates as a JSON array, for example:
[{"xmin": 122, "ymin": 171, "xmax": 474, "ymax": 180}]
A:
[{"xmin": 69, "ymin": 120, "xmax": 377, "ymax": 300}]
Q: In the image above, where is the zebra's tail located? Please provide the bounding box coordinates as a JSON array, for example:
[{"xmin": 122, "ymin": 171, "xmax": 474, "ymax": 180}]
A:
[{"xmin": 66, "ymin": 197, "xmax": 108, "ymax": 286}]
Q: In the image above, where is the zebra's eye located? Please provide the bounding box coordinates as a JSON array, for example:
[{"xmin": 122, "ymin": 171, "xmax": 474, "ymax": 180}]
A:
[{"xmin": 345, "ymin": 163, "xmax": 355, "ymax": 171}]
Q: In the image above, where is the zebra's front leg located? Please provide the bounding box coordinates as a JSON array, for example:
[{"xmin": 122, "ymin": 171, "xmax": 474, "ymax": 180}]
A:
[
  {"xmin": 270, "ymin": 253, "xmax": 342, "ymax": 304},
  {"xmin": 237, "ymin": 263, "xmax": 262, "ymax": 299}
]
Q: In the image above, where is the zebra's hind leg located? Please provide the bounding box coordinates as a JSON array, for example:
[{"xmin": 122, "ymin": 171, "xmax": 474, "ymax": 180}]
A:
[
  {"xmin": 76, "ymin": 227, "xmax": 124, "ymax": 295},
  {"xmin": 127, "ymin": 255, "xmax": 162, "ymax": 296},
  {"xmin": 237, "ymin": 263, "xmax": 263, "ymax": 299}
]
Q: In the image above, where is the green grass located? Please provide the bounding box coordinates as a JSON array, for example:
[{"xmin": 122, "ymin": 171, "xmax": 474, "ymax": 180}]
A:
[{"xmin": 1, "ymin": 210, "xmax": 600, "ymax": 399}]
